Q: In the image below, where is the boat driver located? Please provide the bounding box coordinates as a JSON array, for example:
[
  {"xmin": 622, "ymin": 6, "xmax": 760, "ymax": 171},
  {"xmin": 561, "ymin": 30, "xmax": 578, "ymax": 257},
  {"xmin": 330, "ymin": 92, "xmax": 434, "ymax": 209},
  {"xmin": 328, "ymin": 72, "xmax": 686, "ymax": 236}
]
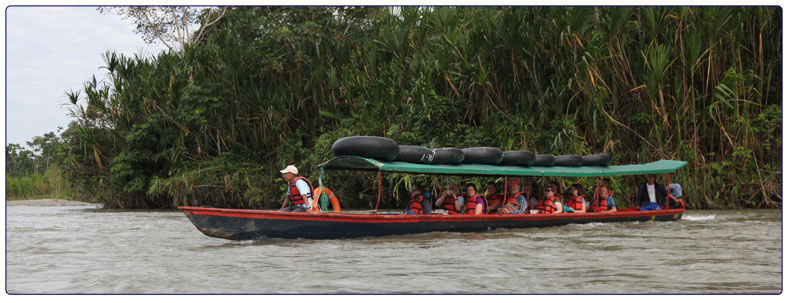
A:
[{"xmin": 279, "ymin": 165, "xmax": 314, "ymax": 212}]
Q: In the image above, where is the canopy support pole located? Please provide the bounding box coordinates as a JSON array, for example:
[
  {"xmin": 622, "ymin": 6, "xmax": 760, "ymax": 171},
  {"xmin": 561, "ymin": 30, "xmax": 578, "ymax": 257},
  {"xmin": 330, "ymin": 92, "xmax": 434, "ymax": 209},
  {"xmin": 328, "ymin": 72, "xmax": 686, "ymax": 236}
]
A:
[
  {"xmin": 503, "ymin": 176, "xmax": 508, "ymax": 213},
  {"xmin": 595, "ymin": 177, "xmax": 600, "ymax": 211},
  {"xmin": 666, "ymin": 173, "xmax": 671, "ymax": 210},
  {"xmin": 318, "ymin": 166, "xmax": 326, "ymax": 211},
  {"xmin": 632, "ymin": 175, "xmax": 636, "ymax": 210},
  {"xmin": 374, "ymin": 171, "xmax": 382, "ymax": 214}
]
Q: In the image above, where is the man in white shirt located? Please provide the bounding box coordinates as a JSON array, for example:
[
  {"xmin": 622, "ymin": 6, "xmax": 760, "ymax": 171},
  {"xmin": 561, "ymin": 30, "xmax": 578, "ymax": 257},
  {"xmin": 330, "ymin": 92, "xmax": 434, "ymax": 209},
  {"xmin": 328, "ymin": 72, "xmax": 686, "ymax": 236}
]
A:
[
  {"xmin": 279, "ymin": 165, "xmax": 314, "ymax": 212},
  {"xmin": 635, "ymin": 174, "xmax": 667, "ymax": 211}
]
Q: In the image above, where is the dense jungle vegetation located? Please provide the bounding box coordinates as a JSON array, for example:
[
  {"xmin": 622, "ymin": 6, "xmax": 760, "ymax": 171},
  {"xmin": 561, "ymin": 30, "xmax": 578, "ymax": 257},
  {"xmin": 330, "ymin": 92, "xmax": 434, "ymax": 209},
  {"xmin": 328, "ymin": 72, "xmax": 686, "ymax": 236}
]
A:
[{"xmin": 7, "ymin": 7, "xmax": 781, "ymax": 209}]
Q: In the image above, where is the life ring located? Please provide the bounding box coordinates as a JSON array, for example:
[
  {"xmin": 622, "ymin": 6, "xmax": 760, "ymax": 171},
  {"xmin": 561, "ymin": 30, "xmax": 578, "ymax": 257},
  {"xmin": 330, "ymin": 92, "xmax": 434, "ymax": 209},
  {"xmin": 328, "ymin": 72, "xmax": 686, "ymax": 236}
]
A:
[
  {"xmin": 532, "ymin": 154, "xmax": 555, "ymax": 166},
  {"xmin": 431, "ymin": 148, "xmax": 465, "ymax": 164},
  {"xmin": 500, "ymin": 150, "xmax": 535, "ymax": 166},
  {"xmin": 554, "ymin": 155, "xmax": 583, "ymax": 167},
  {"xmin": 331, "ymin": 136, "xmax": 399, "ymax": 161},
  {"xmin": 582, "ymin": 154, "xmax": 612, "ymax": 166},
  {"xmin": 313, "ymin": 187, "xmax": 341, "ymax": 212},
  {"xmin": 461, "ymin": 147, "xmax": 503, "ymax": 165},
  {"xmin": 396, "ymin": 145, "xmax": 434, "ymax": 164}
]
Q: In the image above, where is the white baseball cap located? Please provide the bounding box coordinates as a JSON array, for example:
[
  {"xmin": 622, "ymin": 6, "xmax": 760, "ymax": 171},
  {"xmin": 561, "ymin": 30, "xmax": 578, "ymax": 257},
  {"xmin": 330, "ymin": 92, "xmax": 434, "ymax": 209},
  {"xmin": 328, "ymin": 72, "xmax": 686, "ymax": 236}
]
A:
[{"xmin": 280, "ymin": 165, "xmax": 298, "ymax": 175}]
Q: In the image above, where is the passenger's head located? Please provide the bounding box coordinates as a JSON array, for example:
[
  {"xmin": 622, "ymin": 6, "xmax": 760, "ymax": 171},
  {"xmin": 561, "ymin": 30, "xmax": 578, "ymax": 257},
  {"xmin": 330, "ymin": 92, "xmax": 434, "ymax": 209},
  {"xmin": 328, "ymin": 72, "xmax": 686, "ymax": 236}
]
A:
[
  {"xmin": 602, "ymin": 178, "xmax": 611, "ymax": 187},
  {"xmin": 447, "ymin": 183, "xmax": 458, "ymax": 193},
  {"xmin": 509, "ymin": 179, "xmax": 521, "ymax": 193},
  {"xmin": 646, "ymin": 174, "xmax": 656, "ymax": 185},
  {"xmin": 465, "ymin": 183, "xmax": 477, "ymax": 196},
  {"xmin": 279, "ymin": 165, "xmax": 299, "ymax": 182},
  {"xmin": 544, "ymin": 185, "xmax": 556, "ymax": 198},
  {"xmin": 486, "ymin": 182, "xmax": 497, "ymax": 194},
  {"xmin": 570, "ymin": 184, "xmax": 582, "ymax": 196},
  {"xmin": 599, "ymin": 185, "xmax": 609, "ymax": 198},
  {"xmin": 411, "ymin": 184, "xmax": 424, "ymax": 197},
  {"xmin": 549, "ymin": 181, "xmax": 560, "ymax": 193}
]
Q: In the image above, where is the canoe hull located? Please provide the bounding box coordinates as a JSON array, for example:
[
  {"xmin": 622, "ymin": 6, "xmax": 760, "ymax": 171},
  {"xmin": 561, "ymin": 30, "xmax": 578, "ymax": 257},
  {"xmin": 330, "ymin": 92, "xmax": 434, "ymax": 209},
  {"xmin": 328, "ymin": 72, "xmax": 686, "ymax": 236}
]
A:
[{"xmin": 179, "ymin": 206, "xmax": 684, "ymax": 240}]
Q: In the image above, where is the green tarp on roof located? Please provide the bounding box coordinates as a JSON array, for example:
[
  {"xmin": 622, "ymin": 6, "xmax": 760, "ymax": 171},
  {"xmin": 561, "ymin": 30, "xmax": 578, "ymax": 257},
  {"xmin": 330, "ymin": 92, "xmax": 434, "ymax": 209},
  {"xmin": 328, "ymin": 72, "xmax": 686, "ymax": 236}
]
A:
[{"xmin": 318, "ymin": 156, "xmax": 687, "ymax": 177}]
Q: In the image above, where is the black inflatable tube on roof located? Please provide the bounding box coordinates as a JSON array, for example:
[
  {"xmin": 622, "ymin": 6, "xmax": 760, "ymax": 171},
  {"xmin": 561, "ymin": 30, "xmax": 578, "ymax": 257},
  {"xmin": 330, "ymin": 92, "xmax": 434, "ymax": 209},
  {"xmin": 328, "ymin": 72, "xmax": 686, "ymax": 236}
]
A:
[
  {"xmin": 500, "ymin": 150, "xmax": 535, "ymax": 166},
  {"xmin": 532, "ymin": 154, "xmax": 555, "ymax": 166},
  {"xmin": 331, "ymin": 136, "xmax": 399, "ymax": 161},
  {"xmin": 431, "ymin": 148, "xmax": 464, "ymax": 164},
  {"xmin": 396, "ymin": 145, "xmax": 434, "ymax": 164},
  {"xmin": 582, "ymin": 154, "xmax": 612, "ymax": 166},
  {"xmin": 554, "ymin": 155, "xmax": 583, "ymax": 167},
  {"xmin": 461, "ymin": 147, "xmax": 503, "ymax": 165}
]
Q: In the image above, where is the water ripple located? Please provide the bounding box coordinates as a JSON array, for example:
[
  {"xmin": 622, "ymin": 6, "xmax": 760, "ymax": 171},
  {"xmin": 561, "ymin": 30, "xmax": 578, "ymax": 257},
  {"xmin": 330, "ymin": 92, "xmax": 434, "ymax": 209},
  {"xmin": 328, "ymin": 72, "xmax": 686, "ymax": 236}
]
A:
[{"xmin": 5, "ymin": 207, "xmax": 782, "ymax": 294}]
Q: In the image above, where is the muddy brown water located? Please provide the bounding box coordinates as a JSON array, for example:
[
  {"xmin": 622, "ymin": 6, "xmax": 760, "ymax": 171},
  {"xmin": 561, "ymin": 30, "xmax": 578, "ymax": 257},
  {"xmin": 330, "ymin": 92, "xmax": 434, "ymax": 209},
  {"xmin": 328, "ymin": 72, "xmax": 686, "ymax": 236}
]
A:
[{"xmin": 5, "ymin": 205, "xmax": 782, "ymax": 294}]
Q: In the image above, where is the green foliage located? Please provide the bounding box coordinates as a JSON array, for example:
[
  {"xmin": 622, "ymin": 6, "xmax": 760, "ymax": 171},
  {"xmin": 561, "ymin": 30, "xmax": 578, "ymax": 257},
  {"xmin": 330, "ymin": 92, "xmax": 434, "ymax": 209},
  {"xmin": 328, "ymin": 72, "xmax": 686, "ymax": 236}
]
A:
[
  {"xmin": 52, "ymin": 7, "xmax": 781, "ymax": 209},
  {"xmin": 6, "ymin": 166, "xmax": 74, "ymax": 201}
]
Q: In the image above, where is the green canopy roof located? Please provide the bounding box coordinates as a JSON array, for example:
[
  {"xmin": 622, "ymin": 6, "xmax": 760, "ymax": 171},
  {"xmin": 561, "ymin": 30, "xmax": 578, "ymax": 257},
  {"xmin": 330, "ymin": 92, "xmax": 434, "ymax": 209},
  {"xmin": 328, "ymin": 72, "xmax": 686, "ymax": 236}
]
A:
[{"xmin": 318, "ymin": 156, "xmax": 687, "ymax": 177}]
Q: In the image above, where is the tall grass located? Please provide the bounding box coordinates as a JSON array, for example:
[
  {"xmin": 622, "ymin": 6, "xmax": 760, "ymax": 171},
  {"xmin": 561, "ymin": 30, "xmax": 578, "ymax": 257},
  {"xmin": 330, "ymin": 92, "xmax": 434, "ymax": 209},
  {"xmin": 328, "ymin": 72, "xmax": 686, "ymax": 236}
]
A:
[{"xmin": 6, "ymin": 167, "xmax": 74, "ymax": 200}]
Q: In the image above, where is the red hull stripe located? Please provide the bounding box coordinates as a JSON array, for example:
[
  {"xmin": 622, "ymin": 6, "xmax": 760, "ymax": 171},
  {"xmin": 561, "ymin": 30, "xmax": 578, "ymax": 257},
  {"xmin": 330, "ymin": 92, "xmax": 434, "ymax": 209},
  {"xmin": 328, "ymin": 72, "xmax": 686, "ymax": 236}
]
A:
[{"xmin": 178, "ymin": 206, "xmax": 683, "ymax": 224}]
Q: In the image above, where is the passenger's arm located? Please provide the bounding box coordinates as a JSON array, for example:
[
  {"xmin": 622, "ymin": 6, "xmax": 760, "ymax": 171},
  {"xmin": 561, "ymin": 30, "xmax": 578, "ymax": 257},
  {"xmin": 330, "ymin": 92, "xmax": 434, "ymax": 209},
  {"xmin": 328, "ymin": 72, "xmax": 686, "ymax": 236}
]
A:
[
  {"xmin": 605, "ymin": 198, "xmax": 617, "ymax": 212},
  {"xmin": 301, "ymin": 194, "xmax": 311, "ymax": 210},
  {"xmin": 554, "ymin": 201, "xmax": 563, "ymax": 214},
  {"xmin": 488, "ymin": 196, "xmax": 501, "ymax": 211},
  {"xmin": 474, "ymin": 202, "xmax": 484, "ymax": 215},
  {"xmin": 280, "ymin": 195, "xmax": 289, "ymax": 209},
  {"xmin": 577, "ymin": 198, "xmax": 587, "ymax": 213},
  {"xmin": 435, "ymin": 195, "xmax": 446, "ymax": 207}
]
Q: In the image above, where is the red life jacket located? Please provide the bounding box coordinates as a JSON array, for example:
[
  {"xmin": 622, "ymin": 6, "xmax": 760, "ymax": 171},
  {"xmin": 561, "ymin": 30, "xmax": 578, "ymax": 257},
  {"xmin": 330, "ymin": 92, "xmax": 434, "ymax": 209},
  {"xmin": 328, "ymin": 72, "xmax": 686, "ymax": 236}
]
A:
[
  {"xmin": 592, "ymin": 195, "xmax": 609, "ymax": 212},
  {"xmin": 566, "ymin": 195, "xmax": 585, "ymax": 211},
  {"xmin": 503, "ymin": 192, "xmax": 526, "ymax": 210},
  {"xmin": 288, "ymin": 176, "xmax": 314, "ymax": 206},
  {"xmin": 440, "ymin": 196, "xmax": 459, "ymax": 215},
  {"xmin": 407, "ymin": 194, "xmax": 425, "ymax": 214},
  {"xmin": 463, "ymin": 195, "xmax": 487, "ymax": 215},
  {"xmin": 486, "ymin": 193, "xmax": 503, "ymax": 212},
  {"xmin": 537, "ymin": 196, "xmax": 560, "ymax": 214}
]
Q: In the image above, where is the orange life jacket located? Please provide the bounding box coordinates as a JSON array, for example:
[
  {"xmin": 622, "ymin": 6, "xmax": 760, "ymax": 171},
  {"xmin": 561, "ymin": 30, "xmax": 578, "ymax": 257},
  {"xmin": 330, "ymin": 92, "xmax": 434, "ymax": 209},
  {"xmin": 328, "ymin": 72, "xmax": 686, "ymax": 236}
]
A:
[
  {"xmin": 486, "ymin": 193, "xmax": 503, "ymax": 211},
  {"xmin": 537, "ymin": 196, "xmax": 560, "ymax": 214},
  {"xmin": 463, "ymin": 194, "xmax": 487, "ymax": 215},
  {"xmin": 566, "ymin": 195, "xmax": 585, "ymax": 211},
  {"xmin": 592, "ymin": 195, "xmax": 609, "ymax": 212},
  {"xmin": 503, "ymin": 192, "xmax": 526, "ymax": 210},
  {"xmin": 288, "ymin": 176, "xmax": 314, "ymax": 206},
  {"xmin": 440, "ymin": 196, "xmax": 459, "ymax": 215},
  {"xmin": 407, "ymin": 194, "xmax": 425, "ymax": 214}
]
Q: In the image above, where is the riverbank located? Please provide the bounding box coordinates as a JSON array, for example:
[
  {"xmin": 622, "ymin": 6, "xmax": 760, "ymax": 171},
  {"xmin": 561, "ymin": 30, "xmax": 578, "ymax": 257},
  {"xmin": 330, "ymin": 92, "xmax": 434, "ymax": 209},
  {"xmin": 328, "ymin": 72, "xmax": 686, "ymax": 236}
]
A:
[{"xmin": 6, "ymin": 199, "xmax": 100, "ymax": 206}]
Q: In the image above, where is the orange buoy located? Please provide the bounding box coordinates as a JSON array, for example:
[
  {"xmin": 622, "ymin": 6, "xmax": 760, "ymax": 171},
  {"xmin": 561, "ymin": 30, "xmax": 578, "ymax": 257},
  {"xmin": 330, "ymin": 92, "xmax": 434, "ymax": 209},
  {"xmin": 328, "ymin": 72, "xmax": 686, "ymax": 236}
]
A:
[{"xmin": 313, "ymin": 187, "xmax": 341, "ymax": 212}]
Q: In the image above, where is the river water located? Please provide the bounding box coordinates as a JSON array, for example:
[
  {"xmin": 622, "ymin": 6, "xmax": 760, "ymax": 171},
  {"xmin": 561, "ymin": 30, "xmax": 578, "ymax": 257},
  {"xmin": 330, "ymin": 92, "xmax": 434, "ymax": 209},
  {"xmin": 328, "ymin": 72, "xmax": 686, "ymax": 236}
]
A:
[{"xmin": 5, "ymin": 204, "xmax": 782, "ymax": 294}]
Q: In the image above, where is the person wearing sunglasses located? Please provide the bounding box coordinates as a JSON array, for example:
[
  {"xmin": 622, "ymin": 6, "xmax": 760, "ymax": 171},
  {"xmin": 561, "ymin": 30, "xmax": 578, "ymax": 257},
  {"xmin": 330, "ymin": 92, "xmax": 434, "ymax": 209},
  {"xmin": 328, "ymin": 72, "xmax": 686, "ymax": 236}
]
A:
[{"xmin": 536, "ymin": 184, "xmax": 563, "ymax": 214}]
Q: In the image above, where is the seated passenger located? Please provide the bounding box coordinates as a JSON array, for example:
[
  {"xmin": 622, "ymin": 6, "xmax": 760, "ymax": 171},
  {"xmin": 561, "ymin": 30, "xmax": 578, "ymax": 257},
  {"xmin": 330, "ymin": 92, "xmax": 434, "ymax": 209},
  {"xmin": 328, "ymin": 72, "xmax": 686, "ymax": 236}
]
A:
[
  {"xmin": 499, "ymin": 180, "xmax": 528, "ymax": 214},
  {"xmin": 635, "ymin": 174, "xmax": 667, "ymax": 211},
  {"xmin": 485, "ymin": 182, "xmax": 504, "ymax": 214},
  {"xmin": 404, "ymin": 184, "xmax": 428, "ymax": 215},
  {"xmin": 435, "ymin": 183, "xmax": 461, "ymax": 215},
  {"xmin": 461, "ymin": 184, "xmax": 487, "ymax": 215},
  {"xmin": 536, "ymin": 185, "xmax": 563, "ymax": 214},
  {"xmin": 668, "ymin": 183, "xmax": 684, "ymax": 208},
  {"xmin": 564, "ymin": 184, "xmax": 587, "ymax": 213},
  {"xmin": 522, "ymin": 182, "xmax": 539, "ymax": 211},
  {"xmin": 548, "ymin": 181, "xmax": 563, "ymax": 199},
  {"xmin": 591, "ymin": 185, "xmax": 617, "ymax": 213}
]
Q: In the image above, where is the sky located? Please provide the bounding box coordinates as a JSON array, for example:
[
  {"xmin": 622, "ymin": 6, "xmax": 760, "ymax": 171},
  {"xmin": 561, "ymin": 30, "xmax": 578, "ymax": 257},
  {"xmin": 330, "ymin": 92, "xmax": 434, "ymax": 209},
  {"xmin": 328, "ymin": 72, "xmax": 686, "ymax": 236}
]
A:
[{"xmin": 4, "ymin": 6, "xmax": 166, "ymax": 147}]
